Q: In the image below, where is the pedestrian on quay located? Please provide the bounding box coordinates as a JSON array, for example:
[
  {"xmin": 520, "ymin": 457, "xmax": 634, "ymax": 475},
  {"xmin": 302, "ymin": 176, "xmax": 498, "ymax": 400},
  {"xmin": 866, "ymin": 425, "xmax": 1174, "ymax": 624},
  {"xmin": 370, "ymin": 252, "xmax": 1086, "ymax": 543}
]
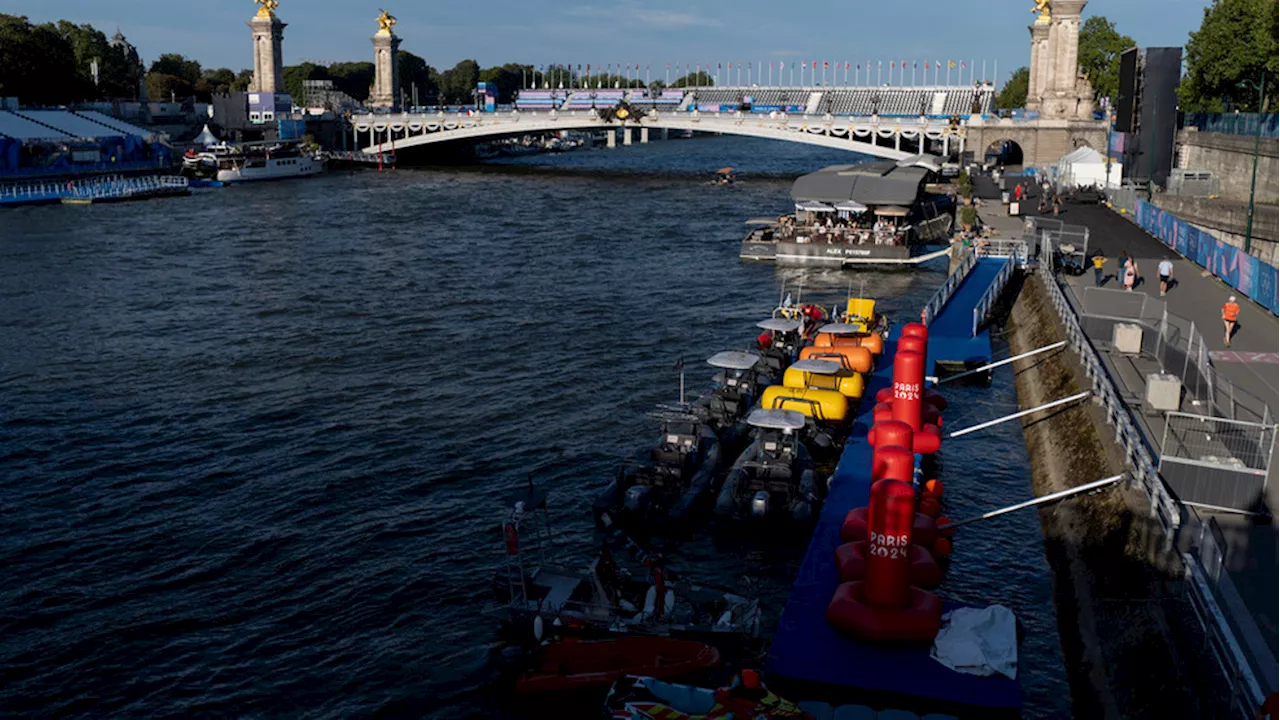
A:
[
  {"xmin": 1158, "ymin": 257, "xmax": 1174, "ymax": 296},
  {"xmin": 1052, "ymin": 194, "xmax": 1062, "ymax": 216},
  {"xmin": 1091, "ymin": 253, "xmax": 1107, "ymax": 286},
  {"xmin": 1222, "ymin": 295, "xmax": 1240, "ymax": 347},
  {"xmin": 1014, "ymin": 183, "xmax": 1023, "ymax": 203},
  {"xmin": 1123, "ymin": 261, "xmax": 1136, "ymax": 291}
]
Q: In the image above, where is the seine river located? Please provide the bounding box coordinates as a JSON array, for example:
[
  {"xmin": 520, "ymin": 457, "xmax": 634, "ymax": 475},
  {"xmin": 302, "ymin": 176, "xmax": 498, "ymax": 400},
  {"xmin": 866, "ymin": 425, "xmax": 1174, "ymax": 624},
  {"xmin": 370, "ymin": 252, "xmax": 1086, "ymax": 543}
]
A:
[{"xmin": 0, "ymin": 137, "xmax": 1070, "ymax": 717}]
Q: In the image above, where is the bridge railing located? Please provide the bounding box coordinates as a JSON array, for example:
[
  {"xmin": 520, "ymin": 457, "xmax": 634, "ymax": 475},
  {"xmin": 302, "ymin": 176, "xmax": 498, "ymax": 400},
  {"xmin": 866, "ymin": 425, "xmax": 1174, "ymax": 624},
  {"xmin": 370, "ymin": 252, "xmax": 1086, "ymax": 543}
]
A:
[
  {"xmin": 971, "ymin": 253, "xmax": 1016, "ymax": 336},
  {"xmin": 922, "ymin": 248, "xmax": 977, "ymax": 327}
]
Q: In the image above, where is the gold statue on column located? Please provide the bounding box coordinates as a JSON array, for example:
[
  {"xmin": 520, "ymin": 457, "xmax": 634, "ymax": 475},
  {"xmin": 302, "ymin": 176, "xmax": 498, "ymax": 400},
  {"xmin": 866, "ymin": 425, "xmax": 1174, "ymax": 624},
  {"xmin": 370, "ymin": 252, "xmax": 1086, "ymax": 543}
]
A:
[
  {"xmin": 1030, "ymin": 0, "xmax": 1051, "ymax": 21},
  {"xmin": 376, "ymin": 9, "xmax": 397, "ymax": 35},
  {"xmin": 255, "ymin": 0, "xmax": 280, "ymax": 18}
]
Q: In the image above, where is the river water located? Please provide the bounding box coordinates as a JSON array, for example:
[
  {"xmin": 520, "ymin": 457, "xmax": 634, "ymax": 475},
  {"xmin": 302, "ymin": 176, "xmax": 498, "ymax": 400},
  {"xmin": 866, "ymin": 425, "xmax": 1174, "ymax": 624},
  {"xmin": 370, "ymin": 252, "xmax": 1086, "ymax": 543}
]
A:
[{"xmin": 0, "ymin": 137, "xmax": 1070, "ymax": 717}]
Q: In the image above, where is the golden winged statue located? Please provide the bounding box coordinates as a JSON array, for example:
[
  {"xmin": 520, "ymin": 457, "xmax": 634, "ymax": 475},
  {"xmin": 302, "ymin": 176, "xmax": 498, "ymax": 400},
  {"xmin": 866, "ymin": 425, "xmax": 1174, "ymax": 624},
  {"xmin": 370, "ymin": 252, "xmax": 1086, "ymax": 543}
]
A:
[
  {"xmin": 1031, "ymin": 0, "xmax": 1050, "ymax": 21},
  {"xmin": 377, "ymin": 9, "xmax": 397, "ymax": 34},
  {"xmin": 255, "ymin": 0, "xmax": 280, "ymax": 18}
]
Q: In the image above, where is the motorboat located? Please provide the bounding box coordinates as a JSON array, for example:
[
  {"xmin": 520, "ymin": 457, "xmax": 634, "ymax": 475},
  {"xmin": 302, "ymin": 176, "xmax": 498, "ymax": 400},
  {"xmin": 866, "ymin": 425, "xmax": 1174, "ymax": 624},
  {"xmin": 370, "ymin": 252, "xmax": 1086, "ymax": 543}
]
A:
[
  {"xmin": 692, "ymin": 351, "xmax": 765, "ymax": 453},
  {"xmin": 603, "ymin": 674, "xmax": 811, "ymax": 719},
  {"xmin": 753, "ymin": 318, "xmax": 803, "ymax": 382},
  {"xmin": 494, "ymin": 486, "xmax": 761, "ymax": 646},
  {"xmin": 513, "ymin": 636, "xmax": 721, "ymax": 694},
  {"xmin": 592, "ymin": 412, "xmax": 722, "ymax": 530},
  {"xmin": 763, "ymin": 358, "xmax": 855, "ymax": 464},
  {"xmin": 182, "ymin": 142, "xmax": 322, "ymax": 184},
  {"xmin": 712, "ymin": 409, "xmax": 820, "ymax": 528}
]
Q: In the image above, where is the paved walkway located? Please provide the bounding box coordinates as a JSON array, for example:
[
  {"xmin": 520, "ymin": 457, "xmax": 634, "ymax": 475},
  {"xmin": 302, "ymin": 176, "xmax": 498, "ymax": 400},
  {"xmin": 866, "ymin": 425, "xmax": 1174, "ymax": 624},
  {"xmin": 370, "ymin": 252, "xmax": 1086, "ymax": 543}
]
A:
[{"xmin": 975, "ymin": 175, "xmax": 1279, "ymax": 665}]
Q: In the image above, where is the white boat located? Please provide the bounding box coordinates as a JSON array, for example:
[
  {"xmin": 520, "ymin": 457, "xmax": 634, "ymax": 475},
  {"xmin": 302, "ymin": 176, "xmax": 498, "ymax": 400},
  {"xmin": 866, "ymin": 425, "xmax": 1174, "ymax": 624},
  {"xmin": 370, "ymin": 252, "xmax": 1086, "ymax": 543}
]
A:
[{"xmin": 215, "ymin": 148, "xmax": 322, "ymax": 183}]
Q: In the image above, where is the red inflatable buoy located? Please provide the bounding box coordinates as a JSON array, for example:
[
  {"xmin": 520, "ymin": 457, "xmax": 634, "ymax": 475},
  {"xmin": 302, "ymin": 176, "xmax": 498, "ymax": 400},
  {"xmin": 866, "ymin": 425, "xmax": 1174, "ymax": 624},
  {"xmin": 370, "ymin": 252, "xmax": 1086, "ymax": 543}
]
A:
[
  {"xmin": 840, "ymin": 507, "xmax": 938, "ymax": 548},
  {"xmin": 932, "ymin": 536, "xmax": 953, "ymax": 558},
  {"xmin": 835, "ymin": 540, "xmax": 943, "ymax": 588},
  {"xmin": 878, "ymin": 386, "xmax": 947, "ymax": 413},
  {"xmin": 935, "ymin": 515, "xmax": 956, "ymax": 538},
  {"xmin": 872, "ymin": 401, "xmax": 894, "ymax": 425},
  {"xmin": 898, "ymin": 335, "xmax": 927, "ymax": 359},
  {"xmin": 918, "ymin": 496, "xmax": 942, "ymax": 518},
  {"xmin": 901, "ymin": 322, "xmax": 928, "ymax": 341},
  {"xmin": 872, "ymin": 445, "xmax": 914, "ymax": 484},
  {"xmin": 868, "ymin": 420, "xmax": 913, "ymax": 452},
  {"xmin": 891, "ymin": 350, "xmax": 924, "ymax": 432},
  {"xmin": 827, "ymin": 580, "xmax": 943, "ymax": 644}
]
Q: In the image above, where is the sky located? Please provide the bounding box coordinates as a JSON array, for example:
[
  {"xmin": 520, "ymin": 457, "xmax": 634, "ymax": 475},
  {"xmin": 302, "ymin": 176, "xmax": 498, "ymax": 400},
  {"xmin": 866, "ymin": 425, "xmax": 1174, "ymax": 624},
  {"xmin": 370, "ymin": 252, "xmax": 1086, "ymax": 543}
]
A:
[{"xmin": 7, "ymin": 0, "xmax": 1211, "ymax": 87}]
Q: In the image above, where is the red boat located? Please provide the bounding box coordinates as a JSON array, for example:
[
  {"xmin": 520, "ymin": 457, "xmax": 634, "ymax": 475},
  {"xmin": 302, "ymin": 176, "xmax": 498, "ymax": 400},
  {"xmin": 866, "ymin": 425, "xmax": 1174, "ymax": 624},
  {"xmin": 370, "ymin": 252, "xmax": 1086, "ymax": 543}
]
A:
[{"xmin": 515, "ymin": 637, "xmax": 722, "ymax": 694}]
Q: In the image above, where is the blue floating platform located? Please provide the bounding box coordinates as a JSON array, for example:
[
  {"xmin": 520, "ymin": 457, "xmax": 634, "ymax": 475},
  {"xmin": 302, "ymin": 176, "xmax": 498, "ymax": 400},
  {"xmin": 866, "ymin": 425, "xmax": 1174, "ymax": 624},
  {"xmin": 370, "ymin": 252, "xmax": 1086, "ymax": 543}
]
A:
[
  {"xmin": 924, "ymin": 258, "xmax": 1009, "ymax": 372},
  {"xmin": 768, "ymin": 327, "xmax": 1021, "ymax": 713}
]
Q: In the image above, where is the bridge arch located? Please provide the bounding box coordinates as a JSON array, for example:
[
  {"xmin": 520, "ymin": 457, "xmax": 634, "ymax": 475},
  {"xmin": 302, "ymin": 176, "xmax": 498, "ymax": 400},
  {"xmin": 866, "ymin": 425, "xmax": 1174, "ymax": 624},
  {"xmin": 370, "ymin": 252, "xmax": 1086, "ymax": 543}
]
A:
[
  {"xmin": 984, "ymin": 138, "xmax": 1025, "ymax": 166},
  {"xmin": 350, "ymin": 111, "xmax": 966, "ymax": 161}
]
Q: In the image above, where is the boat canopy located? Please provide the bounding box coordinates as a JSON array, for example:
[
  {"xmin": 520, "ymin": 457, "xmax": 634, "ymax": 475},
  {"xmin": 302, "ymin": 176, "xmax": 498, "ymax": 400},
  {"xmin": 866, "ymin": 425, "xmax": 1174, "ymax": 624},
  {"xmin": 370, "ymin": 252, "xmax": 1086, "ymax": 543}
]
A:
[
  {"xmin": 790, "ymin": 160, "xmax": 930, "ymax": 206},
  {"xmin": 818, "ymin": 322, "xmax": 865, "ymax": 335},
  {"xmin": 757, "ymin": 318, "xmax": 802, "ymax": 332},
  {"xmin": 895, "ymin": 153, "xmax": 944, "ymax": 172},
  {"xmin": 747, "ymin": 408, "xmax": 807, "ymax": 431},
  {"xmin": 707, "ymin": 350, "xmax": 761, "ymax": 370},
  {"xmin": 833, "ymin": 201, "xmax": 868, "ymax": 213},
  {"xmin": 794, "ymin": 201, "xmax": 835, "ymax": 213},
  {"xmin": 789, "ymin": 358, "xmax": 843, "ymax": 375},
  {"xmin": 874, "ymin": 205, "xmax": 911, "ymax": 217}
]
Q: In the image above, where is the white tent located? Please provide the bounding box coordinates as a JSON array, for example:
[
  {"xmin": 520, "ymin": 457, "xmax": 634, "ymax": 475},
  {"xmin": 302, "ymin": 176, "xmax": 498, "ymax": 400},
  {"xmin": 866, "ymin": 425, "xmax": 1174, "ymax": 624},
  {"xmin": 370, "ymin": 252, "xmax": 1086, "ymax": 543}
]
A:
[
  {"xmin": 194, "ymin": 124, "xmax": 220, "ymax": 147},
  {"xmin": 1056, "ymin": 146, "xmax": 1121, "ymax": 189}
]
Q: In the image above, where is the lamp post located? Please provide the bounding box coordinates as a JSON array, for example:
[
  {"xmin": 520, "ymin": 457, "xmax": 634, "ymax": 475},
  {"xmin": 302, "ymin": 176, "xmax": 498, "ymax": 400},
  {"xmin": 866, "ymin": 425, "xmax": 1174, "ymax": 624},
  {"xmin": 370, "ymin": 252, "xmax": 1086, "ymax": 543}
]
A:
[{"xmin": 1241, "ymin": 72, "xmax": 1268, "ymax": 256}]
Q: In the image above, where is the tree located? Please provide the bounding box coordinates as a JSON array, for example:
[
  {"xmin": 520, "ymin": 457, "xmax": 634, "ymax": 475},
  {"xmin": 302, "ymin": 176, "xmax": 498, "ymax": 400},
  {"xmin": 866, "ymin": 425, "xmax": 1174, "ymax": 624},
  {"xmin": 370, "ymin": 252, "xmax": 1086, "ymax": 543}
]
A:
[
  {"xmin": 1179, "ymin": 0, "xmax": 1278, "ymax": 112},
  {"xmin": 672, "ymin": 71, "xmax": 714, "ymax": 88},
  {"xmin": 146, "ymin": 72, "xmax": 191, "ymax": 102},
  {"xmin": 150, "ymin": 53, "xmax": 202, "ymax": 87},
  {"xmin": 0, "ymin": 14, "xmax": 80, "ymax": 104},
  {"xmin": 398, "ymin": 51, "xmax": 438, "ymax": 105},
  {"xmin": 327, "ymin": 61, "xmax": 375, "ymax": 101},
  {"xmin": 197, "ymin": 68, "xmax": 237, "ymax": 98},
  {"xmin": 995, "ymin": 67, "xmax": 1029, "ymax": 109},
  {"xmin": 231, "ymin": 68, "xmax": 255, "ymax": 92},
  {"xmin": 1077, "ymin": 16, "xmax": 1134, "ymax": 104},
  {"xmin": 282, "ymin": 62, "xmax": 328, "ymax": 104},
  {"xmin": 437, "ymin": 59, "xmax": 479, "ymax": 104},
  {"xmin": 479, "ymin": 62, "xmax": 524, "ymax": 104}
]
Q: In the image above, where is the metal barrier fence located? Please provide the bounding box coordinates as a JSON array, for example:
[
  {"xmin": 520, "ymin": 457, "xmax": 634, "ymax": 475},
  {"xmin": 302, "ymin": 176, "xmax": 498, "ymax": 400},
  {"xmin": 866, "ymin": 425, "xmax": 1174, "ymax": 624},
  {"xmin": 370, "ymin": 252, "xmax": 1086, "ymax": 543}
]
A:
[
  {"xmin": 1167, "ymin": 171, "xmax": 1220, "ymax": 198},
  {"xmin": 975, "ymin": 237, "xmax": 1030, "ymax": 262},
  {"xmin": 922, "ymin": 248, "xmax": 976, "ymax": 327},
  {"xmin": 1038, "ymin": 242, "xmax": 1270, "ymax": 717},
  {"xmin": 972, "ymin": 254, "xmax": 1016, "ymax": 336},
  {"xmin": 66, "ymin": 174, "xmax": 188, "ymax": 200},
  {"xmin": 1181, "ymin": 112, "xmax": 1279, "ymax": 139},
  {"xmin": 1159, "ymin": 412, "xmax": 1276, "ymax": 512}
]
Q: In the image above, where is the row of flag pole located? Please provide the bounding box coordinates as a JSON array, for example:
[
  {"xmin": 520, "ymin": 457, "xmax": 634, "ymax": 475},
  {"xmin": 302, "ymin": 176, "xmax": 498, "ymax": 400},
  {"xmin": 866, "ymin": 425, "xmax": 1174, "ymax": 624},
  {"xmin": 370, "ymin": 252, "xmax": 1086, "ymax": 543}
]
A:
[{"xmin": 521, "ymin": 60, "xmax": 999, "ymax": 90}]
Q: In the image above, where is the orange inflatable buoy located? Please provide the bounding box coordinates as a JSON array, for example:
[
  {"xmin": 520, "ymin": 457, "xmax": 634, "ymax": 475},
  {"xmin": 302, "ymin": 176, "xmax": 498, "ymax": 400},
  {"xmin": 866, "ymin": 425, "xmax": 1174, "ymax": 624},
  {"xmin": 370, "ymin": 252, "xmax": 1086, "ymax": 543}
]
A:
[{"xmin": 922, "ymin": 479, "xmax": 944, "ymax": 499}]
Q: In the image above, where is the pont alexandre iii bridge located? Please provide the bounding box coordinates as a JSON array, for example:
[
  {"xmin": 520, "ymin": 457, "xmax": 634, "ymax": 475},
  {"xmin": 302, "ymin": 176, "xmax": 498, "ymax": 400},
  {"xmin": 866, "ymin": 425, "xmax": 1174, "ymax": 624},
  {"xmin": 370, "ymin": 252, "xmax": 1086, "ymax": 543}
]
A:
[{"xmin": 348, "ymin": 86, "xmax": 1106, "ymax": 165}]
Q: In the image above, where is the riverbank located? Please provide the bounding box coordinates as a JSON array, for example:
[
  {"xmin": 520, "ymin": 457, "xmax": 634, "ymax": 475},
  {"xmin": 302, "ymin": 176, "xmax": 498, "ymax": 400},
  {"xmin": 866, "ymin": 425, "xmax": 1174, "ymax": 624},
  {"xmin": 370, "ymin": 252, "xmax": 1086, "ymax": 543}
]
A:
[{"xmin": 1005, "ymin": 271, "xmax": 1218, "ymax": 718}]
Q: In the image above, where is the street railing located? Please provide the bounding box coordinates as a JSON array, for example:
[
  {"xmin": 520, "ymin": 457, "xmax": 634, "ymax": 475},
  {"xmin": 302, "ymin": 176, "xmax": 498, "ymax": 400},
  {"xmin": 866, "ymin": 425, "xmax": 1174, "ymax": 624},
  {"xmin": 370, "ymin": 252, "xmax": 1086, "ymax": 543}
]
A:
[
  {"xmin": 1038, "ymin": 242, "xmax": 1271, "ymax": 717},
  {"xmin": 922, "ymin": 248, "xmax": 976, "ymax": 327}
]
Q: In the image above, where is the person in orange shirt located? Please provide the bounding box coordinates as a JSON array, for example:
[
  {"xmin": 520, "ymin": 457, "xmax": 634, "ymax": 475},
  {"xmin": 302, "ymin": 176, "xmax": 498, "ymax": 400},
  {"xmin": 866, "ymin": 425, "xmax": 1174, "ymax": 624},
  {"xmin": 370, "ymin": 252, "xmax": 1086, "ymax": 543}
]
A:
[{"xmin": 1222, "ymin": 295, "xmax": 1241, "ymax": 347}]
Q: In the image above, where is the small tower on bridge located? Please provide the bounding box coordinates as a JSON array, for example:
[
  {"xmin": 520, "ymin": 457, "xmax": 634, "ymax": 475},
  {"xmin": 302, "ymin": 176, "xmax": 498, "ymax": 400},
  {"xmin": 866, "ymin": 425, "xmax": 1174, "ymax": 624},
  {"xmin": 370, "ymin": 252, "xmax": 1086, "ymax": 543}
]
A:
[
  {"xmin": 370, "ymin": 9, "xmax": 402, "ymax": 110},
  {"xmin": 248, "ymin": 0, "xmax": 286, "ymax": 94}
]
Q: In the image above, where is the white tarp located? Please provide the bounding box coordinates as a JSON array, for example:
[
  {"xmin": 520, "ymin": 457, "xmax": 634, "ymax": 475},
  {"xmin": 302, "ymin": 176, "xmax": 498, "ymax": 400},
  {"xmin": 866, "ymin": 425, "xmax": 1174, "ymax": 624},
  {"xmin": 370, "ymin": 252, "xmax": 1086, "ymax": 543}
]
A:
[
  {"xmin": 1056, "ymin": 146, "xmax": 1122, "ymax": 189},
  {"xmin": 930, "ymin": 605, "xmax": 1018, "ymax": 679}
]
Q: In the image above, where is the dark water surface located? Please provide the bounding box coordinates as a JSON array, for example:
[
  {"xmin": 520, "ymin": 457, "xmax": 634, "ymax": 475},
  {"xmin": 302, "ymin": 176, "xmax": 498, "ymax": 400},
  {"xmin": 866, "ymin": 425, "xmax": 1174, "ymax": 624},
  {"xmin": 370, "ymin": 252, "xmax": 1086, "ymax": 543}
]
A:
[{"xmin": 0, "ymin": 137, "xmax": 1069, "ymax": 717}]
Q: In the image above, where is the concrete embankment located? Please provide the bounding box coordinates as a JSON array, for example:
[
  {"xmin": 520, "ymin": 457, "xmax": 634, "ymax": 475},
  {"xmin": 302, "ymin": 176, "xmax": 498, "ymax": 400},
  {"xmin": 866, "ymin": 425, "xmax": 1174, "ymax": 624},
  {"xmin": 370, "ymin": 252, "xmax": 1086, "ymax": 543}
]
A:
[{"xmin": 1001, "ymin": 272, "xmax": 1213, "ymax": 719}]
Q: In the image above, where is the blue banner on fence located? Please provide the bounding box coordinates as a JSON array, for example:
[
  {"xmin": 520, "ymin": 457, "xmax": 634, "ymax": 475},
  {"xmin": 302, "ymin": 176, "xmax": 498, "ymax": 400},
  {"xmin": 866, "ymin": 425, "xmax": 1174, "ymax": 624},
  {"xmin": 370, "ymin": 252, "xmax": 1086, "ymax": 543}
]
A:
[{"xmin": 1134, "ymin": 200, "xmax": 1279, "ymax": 315}]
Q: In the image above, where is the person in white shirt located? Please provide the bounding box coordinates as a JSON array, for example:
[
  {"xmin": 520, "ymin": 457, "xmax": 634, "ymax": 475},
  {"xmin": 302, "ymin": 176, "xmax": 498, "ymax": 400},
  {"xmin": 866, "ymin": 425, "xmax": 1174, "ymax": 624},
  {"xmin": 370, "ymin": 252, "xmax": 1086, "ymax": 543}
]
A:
[{"xmin": 1158, "ymin": 258, "xmax": 1174, "ymax": 296}]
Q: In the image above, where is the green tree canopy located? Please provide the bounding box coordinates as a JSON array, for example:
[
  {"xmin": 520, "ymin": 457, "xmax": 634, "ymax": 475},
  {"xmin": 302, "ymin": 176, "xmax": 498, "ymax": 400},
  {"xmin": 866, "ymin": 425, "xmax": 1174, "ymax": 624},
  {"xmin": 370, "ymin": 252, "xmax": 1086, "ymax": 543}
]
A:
[
  {"xmin": 1077, "ymin": 15, "xmax": 1135, "ymax": 104},
  {"xmin": 437, "ymin": 59, "xmax": 479, "ymax": 104},
  {"xmin": 995, "ymin": 66, "xmax": 1029, "ymax": 109},
  {"xmin": 150, "ymin": 53, "xmax": 202, "ymax": 86},
  {"xmin": 327, "ymin": 61, "xmax": 374, "ymax": 101},
  {"xmin": 0, "ymin": 14, "xmax": 79, "ymax": 104},
  {"xmin": 479, "ymin": 62, "xmax": 525, "ymax": 104},
  {"xmin": 197, "ymin": 68, "xmax": 237, "ymax": 99},
  {"xmin": 232, "ymin": 68, "xmax": 255, "ymax": 92},
  {"xmin": 672, "ymin": 71, "xmax": 714, "ymax": 88},
  {"xmin": 398, "ymin": 51, "xmax": 438, "ymax": 105},
  {"xmin": 1179, "ymin": 0, "xmax": 1278, "ymax": 112},
  {"xmin": 146, "ymin": 72, "xmax": 191, "ymax": 102},
  {"xmin": 282, "ymin": 61, "xmax": 328, "ymax": 104}
]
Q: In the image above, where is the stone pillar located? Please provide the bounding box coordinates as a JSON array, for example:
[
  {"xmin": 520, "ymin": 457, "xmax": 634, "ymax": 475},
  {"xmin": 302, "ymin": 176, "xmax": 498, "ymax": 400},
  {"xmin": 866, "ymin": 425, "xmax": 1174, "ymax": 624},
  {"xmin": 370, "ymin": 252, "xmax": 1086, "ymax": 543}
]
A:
[
  {"xmin": 1050, "ymin": 1, "xmax": 1087, "ymax": 94},
  {"xmin": 370, "ymin": 31, "xmax": 401, "ymax": 110},
  {"xmin": 623, "ymin": 127, "xmax": 632, "ymax": 145},
  {"xmin": 640, "ymin": 127, "xmax": 649, "ymax": 144},
  {"xmin": 248, "ymin": 11, "xmax": 286, "ymax": 93},
  {"xmin": 606, "ymin": 129, "xmax": 616, "ymax": 148},
  {"xmin": 1026, "ymin": 21, "xmax": 1050, "ymax": 112}
]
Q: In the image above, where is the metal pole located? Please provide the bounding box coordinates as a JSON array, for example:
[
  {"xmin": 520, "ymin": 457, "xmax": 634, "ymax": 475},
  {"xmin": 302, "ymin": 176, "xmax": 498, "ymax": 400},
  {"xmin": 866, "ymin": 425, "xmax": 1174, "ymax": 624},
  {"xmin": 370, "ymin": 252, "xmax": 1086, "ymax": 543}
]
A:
[
  {"xmin": 932, "ymin": 341, "xmax": 1067, "ymax": 384},
  {"xmin": 1244, "ymin": 73, "xmax": 1266, "ymax": 255},
  {"xmin": 938, "ymin": 474, "xmax": 1126, "ymax": 530},
  {"xmin": 949, "ymin": 391, "xmax": 1092, "ymax": 437}
]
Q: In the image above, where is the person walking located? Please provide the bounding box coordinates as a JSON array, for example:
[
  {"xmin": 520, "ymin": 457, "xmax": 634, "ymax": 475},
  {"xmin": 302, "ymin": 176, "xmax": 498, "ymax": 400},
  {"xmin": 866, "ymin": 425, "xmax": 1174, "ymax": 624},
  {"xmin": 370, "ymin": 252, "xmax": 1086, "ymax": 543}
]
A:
[
  {"xmin": 1123, "ymin": 260, "xmax": 1136, "ymax": 291},
  {"xmin": 1158, "ymin": 257, "xmax": 1174, "ymax": 296},
  {"xmin": 1222, "ymin": 295, "xmax": 1240, "ymax": 347},
  {"xmin": 1091, "ymin": 254, "xmax": 1107, "ymax": 286},
  {"xmin": 1014, "ymin": 183, "xmax": 1023, "ymax": 203}
]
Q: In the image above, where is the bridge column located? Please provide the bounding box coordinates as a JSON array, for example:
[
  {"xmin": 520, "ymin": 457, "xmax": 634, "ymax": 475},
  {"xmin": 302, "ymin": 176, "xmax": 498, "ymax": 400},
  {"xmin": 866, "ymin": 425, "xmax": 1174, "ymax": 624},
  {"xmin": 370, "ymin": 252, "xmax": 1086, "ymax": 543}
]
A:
[
  {"xmin": 640, "ymin": 128, "xmax": 649, "ymax": 144},
  {"xmin": 607, "ymin": 129, "xmax": 616, "ymax": 148},
  {"xmin": 894, "ymin": 132, "xmax": 900, "ymax": 152},
  {"xmin": 623, "ymin": 127, "xmax": 632, "ymax": 146},
  {"xmin": 943, "ymin": 134, "xmax": 950, "ymax": 157}
]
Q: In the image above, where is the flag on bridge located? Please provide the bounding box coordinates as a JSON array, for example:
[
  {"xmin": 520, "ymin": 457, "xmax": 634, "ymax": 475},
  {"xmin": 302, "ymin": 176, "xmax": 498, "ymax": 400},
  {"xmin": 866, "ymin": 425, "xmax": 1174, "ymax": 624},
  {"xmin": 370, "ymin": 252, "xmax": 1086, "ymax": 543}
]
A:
[{"xmin": 948, "ymin": 60, "xmax": 956, "ymax": 68}]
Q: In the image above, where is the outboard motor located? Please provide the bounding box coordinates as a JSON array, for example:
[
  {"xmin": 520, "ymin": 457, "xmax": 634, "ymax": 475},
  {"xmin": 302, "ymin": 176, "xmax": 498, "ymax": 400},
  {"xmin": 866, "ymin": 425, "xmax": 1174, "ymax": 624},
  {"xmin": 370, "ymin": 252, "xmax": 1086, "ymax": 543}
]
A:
[
  {"xmin": 751, "ymin": 490, "xmax": 770, "ymax": 517},
  {"xmin": 624, "ymin": 484, "xmax": 650, "ymax": 513}
]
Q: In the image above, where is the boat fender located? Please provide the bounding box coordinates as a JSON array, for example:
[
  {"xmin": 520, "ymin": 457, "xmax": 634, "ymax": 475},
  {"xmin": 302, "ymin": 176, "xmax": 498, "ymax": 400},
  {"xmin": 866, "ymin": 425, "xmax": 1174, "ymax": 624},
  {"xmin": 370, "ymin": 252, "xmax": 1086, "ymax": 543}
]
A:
[
  {"xmin": 504, "ymin": 523, "xmax": 519, "ymax": 555},
  {"xmin": 532, "ymin": 615, "xmax": 544, "ymax": 643},
  {"xmin": 716, "ymin": 610, "xmax": 734, "ymax": 628},
  {"xmin": 619, "ymin": 599, "xmax": 638, "ymax": 613},
  {"xmin": 643, "ymin": 587, "xmax": 676, "ymax": 617}
]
